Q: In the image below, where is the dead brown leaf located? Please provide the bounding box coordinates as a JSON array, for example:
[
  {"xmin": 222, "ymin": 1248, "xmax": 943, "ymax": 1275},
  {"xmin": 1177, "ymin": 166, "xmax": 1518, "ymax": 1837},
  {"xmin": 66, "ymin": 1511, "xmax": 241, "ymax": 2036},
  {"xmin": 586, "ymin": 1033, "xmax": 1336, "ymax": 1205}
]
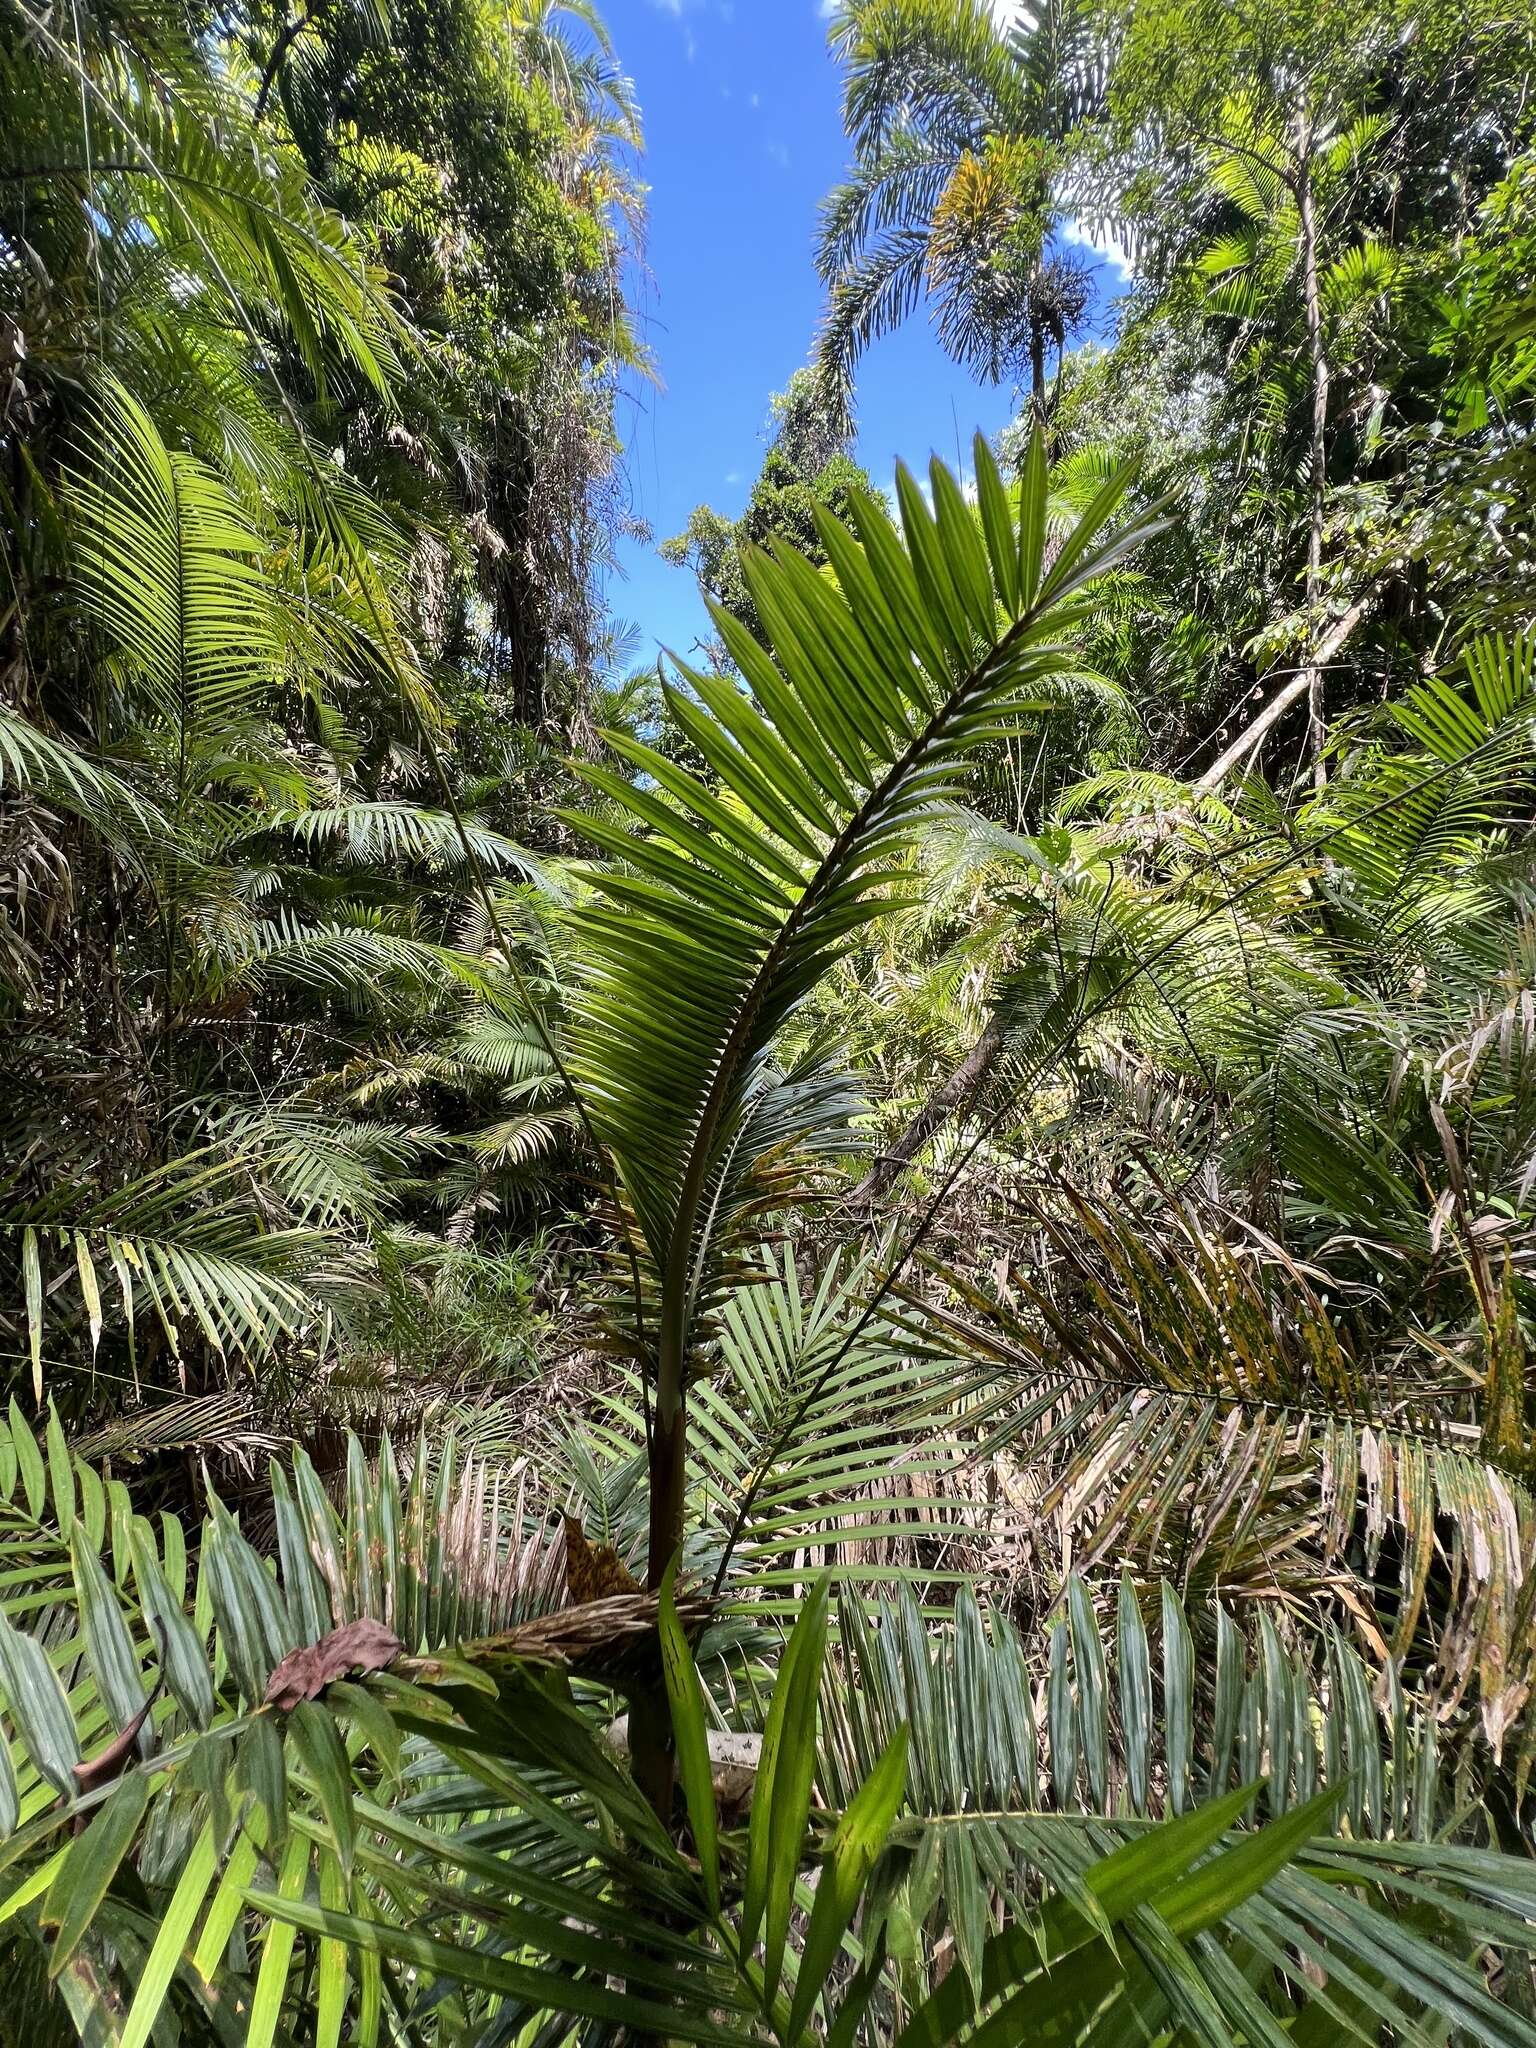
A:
[
  {"xmin": 563, "ymin": 1514, "xmax": 642, "ymax": 1603},
  {"xmin": 263, "ymin": 1617, "xmax": 403, "ymax": 1710}
]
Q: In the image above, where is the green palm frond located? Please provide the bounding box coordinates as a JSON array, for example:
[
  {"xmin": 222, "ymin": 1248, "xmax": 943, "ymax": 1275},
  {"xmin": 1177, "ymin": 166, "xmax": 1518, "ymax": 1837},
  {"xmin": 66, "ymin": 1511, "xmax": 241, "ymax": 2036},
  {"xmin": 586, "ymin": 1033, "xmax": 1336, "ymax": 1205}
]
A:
[
  {"xmin": 209, "ymin": 1105, "xmax": 435, "ymax": 1230},
  {"xmin": 700, "ymin": 1251, "xmax": 992, "ymax": 1608},
  {"xmin": 819, "ymin": 128, "xmax": 965, "ymax": 282},
  {"xmin": 1, "ymin": 1404, "xmax": 1535, "ymax": 2046},
  {"xmin": 463, "ymin": 1106, "xmax": 579, "ymax": 1169},
  {"xmin": 2, "ymin": 1155, "xmax": 329, "ymax": 1394},
  {"xmin": 1308, "ymin": 628, "xmax": 1536, "ymax": 923},
  {"xmin": 0, "ymin": 1412, "xmax": 595, "ymax": 2046},
  {"xmin": 66, "ymin": 380, "xmax": 288, "ymax": 737},
  {"xmin": 1197, "ymin": 227, "xmax": 1266, "ymax": 282},
  {"xmin": 0, "ymin": 705, "xmax": 163, "ymax": 845},
  {"xmin": 1207, "ymin": 138, "xmax": 1294, "ymax": 230},
  {"xmin": 193, "ymin": 910, "xmax": 508, "ymax": 1006},
  {"xmin": 562, "ymin": 433, "xmax": 1162, "ymax": 1579},
  {"xmin": 238, "ymin": 802, "xmax": 549, "ymax": 881},
  {"xmin": 0, "ymin": 1399, "xmax": 1527, "ymax": 2047},
  {"xmin": 1005, "ymin": 0, "xmax": 1106, "ymax": 136},
  {"xmin": 1323, "ymin": 234, "xmax": 1400, "ymax": 311},
  {"xmin": 9, "ymin": 21, "xmax": 406, "ymax": 401},
  {"xmin": 542, "ymin": 1244, "xmax": 1001, "ymax": 1610},
  {"xmin": 818, "ymin": 224, "xmax": 937, "ymax": 396},
  {"xmin": 825, "ymin": 1575, "xmax": 1536, "ymax": 2044},
  {"xmin": 0, "ymin": 1414, "xmax": 775, "ymax": 2045},
  {"xmin": 832, "ymin": 0, "xmax": 1034, "ymax": 163},
  {"xmin": 448, "ymin": 1008, "xmax": 564, "ymax": 1088}
]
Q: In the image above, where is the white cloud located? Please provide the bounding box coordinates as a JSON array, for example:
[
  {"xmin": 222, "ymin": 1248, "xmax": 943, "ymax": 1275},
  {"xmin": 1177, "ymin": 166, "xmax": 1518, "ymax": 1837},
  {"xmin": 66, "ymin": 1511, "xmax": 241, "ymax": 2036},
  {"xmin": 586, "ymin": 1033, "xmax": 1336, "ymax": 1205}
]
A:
[
  {"xmin": 749, "ymin": 91, "xmax": 760, "ymax": 108},
  {"xmin": 1063, "ymin": 215, "xmax": 1136, "ymax": 280},
  {"xmin": 766, "ymin": 139, "xmax": 791, "ymax": 169},
  {"xmin": 649, "ymin": 0, "xmax": 699, "ymax": 45}
]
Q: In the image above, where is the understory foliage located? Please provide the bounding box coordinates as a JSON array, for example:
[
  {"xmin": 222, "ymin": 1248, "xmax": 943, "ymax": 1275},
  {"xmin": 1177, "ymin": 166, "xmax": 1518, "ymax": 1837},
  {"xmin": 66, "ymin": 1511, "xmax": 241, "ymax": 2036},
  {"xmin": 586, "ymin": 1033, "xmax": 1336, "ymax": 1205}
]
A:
[{"xmin": 2, "ymin": 0, "xmax": 1536, "ymax": 2043}]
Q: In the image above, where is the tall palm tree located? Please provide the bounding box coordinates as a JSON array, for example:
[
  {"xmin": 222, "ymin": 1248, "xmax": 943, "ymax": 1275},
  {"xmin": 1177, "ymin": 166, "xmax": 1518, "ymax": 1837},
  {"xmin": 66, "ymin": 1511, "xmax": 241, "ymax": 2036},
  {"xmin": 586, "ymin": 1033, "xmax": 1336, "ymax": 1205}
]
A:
[{"xmin": 817, "ymin": 0, "xmax": 1103, "ymax": 421}]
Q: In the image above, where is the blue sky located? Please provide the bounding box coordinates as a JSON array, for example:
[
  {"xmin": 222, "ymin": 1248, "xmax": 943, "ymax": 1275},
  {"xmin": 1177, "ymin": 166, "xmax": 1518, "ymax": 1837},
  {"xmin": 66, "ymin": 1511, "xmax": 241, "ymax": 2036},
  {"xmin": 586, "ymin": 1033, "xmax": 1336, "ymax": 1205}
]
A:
[{"xmin": 600, "ymin": 0, "xmax": 1126, "ymax": 667}]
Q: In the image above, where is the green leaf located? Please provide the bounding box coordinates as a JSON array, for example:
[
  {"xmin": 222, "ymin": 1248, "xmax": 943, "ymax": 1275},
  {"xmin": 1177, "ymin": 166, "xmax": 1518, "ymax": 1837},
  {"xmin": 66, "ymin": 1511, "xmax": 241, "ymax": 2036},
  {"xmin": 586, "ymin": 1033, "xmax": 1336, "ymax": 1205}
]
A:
[
  {"xmin": 5, "ymin": 1399, "xmax": 44, "ymax": 1520},
  {"xmin": 973, "ymin": 432, "xmax": 1021, "ymax": 615},
  {"xmin": 327, "ymin": 1681, "xmax": 401, "ymax": 1786},
  {"xmin": 1017, "ymin": 427, "xmax": 1047, "ymax": 605},
  {"xmin": 292, "ymin": 1701, "xmax": 356, "ymax": 1877},
  {"xmin": 0, "ymin": 1609, "xmax": 79, "ymax": 1794},
  {"xmin": 249, "ymin": 1888, "xmax": 746, "ymax": 2045},
  {"xmin": 659, "ymin": 1556, "xmax": 720, "ymax": 1914},
  {"xmin": 1160, "ymin": 1783, "xmax": 1344, "ymax": 1935},
  {"xmin": 130, "ymin": 1525, "xmax": 215, "ymax": 1729},
  {"xmin": 238, "ymin": 1715, "xmax": 289, "ymax": 1852},
  {"xmin": 70, "ymin": 1521, "xmax": 148, "ymax": 1742},
  {"xmin": 119, "ymin": 1818, "xmax": 217, "ymax": 2048},
  {"xmin": 1118, "ymin": 1575, "xmax": 1152, "ymax": 1815},
  {"xmin": 1162, "ymin": 1581, "xmax": 1193, "ymax": 1815},
  {"xmin": 789, "ymin": 1724, "xmax": 909, "ymax": 2041},
  {"xmin": 315, "ymin": 1848, "xmax": 349, "ymax": 2048},
  {"xmin": 193, "ymin": 1805, "xmax": 267, "ymax": 1982},
  {"xmin": 44, "ymin": 1405, "xmax": 74, "ymax": 1527},
  {"xmin": 1069, "ymin": 1574, "xmax": 1108, "ymax": 1809},
  {"xmin": 43, "ymin": 1768, "xmax": 151, "ymax": 1976},
  {"xmin": 1047, "ymin": 1617, "xmax": 1077, "ymax": 1805},
  {"xmin": 246, "ymin": 1828, "xmax": 310, "ymax": 2048},
  {"xmin": 744, "ymin": 1575, "xmax": 829, "ymax": 1998},
  {"xmin": 561, "ymin": 443, "xmax": 1151, "ymax": 1421},
  {"xmin": 896, "ymin": 1786, "xmax": 1258, "ymax": 2048},
  {"xmin": 0, "ymin": 1731, "xmax": 16, "ymax": 1839}
]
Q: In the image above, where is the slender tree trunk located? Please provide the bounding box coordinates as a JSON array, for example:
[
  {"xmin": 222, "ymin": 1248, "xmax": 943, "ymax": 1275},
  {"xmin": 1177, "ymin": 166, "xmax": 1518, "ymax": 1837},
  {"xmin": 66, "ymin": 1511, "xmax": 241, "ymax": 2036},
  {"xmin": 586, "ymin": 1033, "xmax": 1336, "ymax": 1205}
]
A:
[
  {"xmin": 632, "ymin": 1368, "xmax": 687, "ymax": 1821},
  {"xmin": 1194, "ymin": 586, "xmax": 1379, "ymax": 793},
  {"xmin": 646, "ymin": 1388, "xmax": 687, "ymax": 1593},
  {"xmin": 852, "ymin": 1013, "xmax": 1006, "ymax": 1203},
  {"xmin": 253, "ymin": 5, "xmax": 319, "ymax": 122},
  {"xmin": 1295, "ymin": 106, "xmax": 1331, "ymax": 789},
  {"xmin": 1029, "ymin": 316, "xmax": 1047, "ymax": 429}
]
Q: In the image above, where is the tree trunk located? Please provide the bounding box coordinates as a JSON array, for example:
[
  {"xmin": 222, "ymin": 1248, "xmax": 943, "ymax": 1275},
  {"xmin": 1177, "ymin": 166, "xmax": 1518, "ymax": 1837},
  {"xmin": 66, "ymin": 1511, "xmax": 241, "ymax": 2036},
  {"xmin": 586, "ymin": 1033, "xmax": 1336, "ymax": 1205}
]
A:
[
  {"xmin": 1295, "ymin": 106, "xmax": 1331, "ymax": 789},
  {"xmin": 1029, "ymin": 316, "xmax": 1047, "ymax": 428},
  {"xmin": 646, "ymin": 1389, "xmax": 686, "ymax": 1593},
  {"xmin": 1193, "ymin": 586, "xmax": 1379, "ymax": 793},
  {"xmin": 631, "ymin": 1384, "xmax": 686, "ymax": 1821},
  {"xmin": 852, "ymin": 1012, "xmax": 1006, "ymax": 1203}
]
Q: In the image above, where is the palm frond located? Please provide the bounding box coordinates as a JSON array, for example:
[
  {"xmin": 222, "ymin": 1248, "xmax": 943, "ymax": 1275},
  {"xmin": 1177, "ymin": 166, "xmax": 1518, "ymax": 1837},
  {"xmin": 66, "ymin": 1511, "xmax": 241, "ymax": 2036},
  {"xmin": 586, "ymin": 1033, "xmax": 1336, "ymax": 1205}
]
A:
[
  {"xmin": 825, "ymin": 1575, "xmax": 1536, "ymax": 2044},
  {"xmin": 562, "ymin": 433, "xmax": 1162, "ymax": 1577},
  {"xmin": 66, "ymin": 380, "xmax": 289, "ymax": 737},
  {"xmin": 912, "ymin": 1193, "xmax": 1536, "ymax": 1757}
]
